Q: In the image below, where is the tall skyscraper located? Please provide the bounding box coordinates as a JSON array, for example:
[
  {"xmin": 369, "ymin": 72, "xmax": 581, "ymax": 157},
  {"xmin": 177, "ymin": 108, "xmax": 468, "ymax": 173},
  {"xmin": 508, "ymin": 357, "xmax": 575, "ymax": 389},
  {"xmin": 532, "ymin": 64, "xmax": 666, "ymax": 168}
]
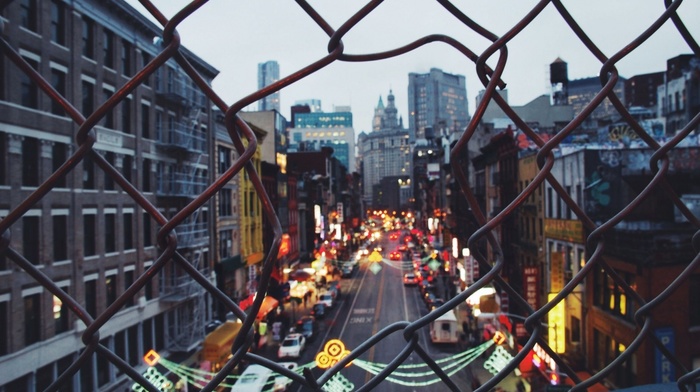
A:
[
  {"xmin": 258, "ymin": 60, "xmax": 280, "ymax": 111},
  {"xmin": 408, "ymin": 68, "xmax": 469, "ymax": 140}
]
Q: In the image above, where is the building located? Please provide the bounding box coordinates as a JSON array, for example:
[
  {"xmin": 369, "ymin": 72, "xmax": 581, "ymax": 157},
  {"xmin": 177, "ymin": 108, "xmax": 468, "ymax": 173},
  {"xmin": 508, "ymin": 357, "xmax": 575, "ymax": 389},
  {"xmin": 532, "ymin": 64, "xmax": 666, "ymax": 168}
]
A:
[
  {"xmin": 568, "ymin": 76, "xmax": 626, "ymax": 123},
  {"xmin": 408, "ymin": 68, "xmax": 470, "ymax": 140},
  {"xmin": 238, "ymin": 110, "xmax": 289, "ymax": 294},
  {"xmin": 551, "ymin": 146, "xmax": 700, "ymax": 387},
  {"xmin": 657, "ymin": 54, "xmax": 700, "ymax": 135},
  {"xmin": 358, "ymin": 90, "xmax": 411, "ymax": 207},
  {"xmin": 257, "ymin": 60, "xmax": 280, "ymax": 112},
  {"xmin": 213, "ymin": 111, "xmax": 268, "ymax": 317},
  {"xmin": 0, "ymin": 0, "xmax": 218, "ymax": 390},
  {"xmin": 288, "ymin": 109, "xmax": 356, "ymax": 173}
]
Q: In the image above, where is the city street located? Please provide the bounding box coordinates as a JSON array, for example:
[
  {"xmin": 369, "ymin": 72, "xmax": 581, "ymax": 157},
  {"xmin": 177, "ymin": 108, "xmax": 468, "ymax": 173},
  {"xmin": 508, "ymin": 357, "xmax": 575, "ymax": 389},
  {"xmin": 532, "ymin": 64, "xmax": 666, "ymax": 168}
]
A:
[{"xmin": 253, "ymin": 234, "xmax": 479, "ymax": 391}]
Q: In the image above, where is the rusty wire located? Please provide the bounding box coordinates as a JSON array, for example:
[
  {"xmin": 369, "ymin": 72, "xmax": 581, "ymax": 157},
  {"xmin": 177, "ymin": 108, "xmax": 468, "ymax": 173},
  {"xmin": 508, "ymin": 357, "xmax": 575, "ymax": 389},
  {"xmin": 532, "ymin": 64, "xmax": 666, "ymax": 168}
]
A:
[{"xmin": 0, "ymin": 0, "xmax": 699, "ymax": 391}]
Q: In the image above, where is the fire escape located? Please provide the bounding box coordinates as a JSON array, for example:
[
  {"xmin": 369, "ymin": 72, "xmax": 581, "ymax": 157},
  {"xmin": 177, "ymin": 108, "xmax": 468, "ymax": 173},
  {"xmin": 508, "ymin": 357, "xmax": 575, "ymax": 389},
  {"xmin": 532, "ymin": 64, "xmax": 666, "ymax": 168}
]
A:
[{"xmin": 154, "ymin": 65, "xmax": 210, "ymax": 352}]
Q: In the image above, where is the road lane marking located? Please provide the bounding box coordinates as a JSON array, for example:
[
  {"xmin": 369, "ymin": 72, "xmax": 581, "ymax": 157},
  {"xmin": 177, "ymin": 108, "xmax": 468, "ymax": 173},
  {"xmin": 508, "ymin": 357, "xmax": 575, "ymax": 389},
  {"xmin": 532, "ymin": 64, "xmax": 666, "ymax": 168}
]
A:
[{"xmin": 364, "ymin": 266, "xmax": 385, "ymax": 384}]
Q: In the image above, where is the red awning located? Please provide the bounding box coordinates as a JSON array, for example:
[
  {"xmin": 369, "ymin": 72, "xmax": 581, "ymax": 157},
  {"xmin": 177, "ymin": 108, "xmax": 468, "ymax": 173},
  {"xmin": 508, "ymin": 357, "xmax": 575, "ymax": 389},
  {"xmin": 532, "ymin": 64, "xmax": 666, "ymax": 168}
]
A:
[{"xmin": 239, "ymin": 295, "xmax": 279, "ymax": 321}]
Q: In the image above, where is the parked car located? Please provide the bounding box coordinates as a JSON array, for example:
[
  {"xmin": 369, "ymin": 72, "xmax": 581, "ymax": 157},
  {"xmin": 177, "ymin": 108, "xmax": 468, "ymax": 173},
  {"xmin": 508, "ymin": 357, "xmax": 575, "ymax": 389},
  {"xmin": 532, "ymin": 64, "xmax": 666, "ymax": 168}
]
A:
[
  {"xmin": 277, "ymin": 333, "xmax": 306, "ymax": 359},
  {"xmin": 430, "ymin": 298, "xmax": 446, "ymax": 310},
  {"xmin": 311, "ymin": 303, "xmax": 326, "ymax": 319},
  {"xmin": 318, "ymin": 292, "xmax": 334, "ymax": 309},
  {"xmin": 403, "ymin": 272, "xmax": 418, "ymax": 286},
  {"xmin": 341, "ymin": 262, "xmax": 356, "ymax": 277},
  {"xmin": 295, "ymin": 316, "xmax": 317, "ymax": 341},
  {"xmin": 328, "ymin": 280, "xmax": 342, "ymax": 298}
]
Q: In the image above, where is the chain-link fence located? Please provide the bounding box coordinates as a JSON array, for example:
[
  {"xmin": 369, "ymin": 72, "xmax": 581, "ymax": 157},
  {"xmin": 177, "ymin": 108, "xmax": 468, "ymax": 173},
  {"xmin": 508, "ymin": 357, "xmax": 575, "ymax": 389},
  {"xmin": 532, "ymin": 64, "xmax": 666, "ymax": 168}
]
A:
[{"xmin": 1, "ymin": 0, "xmax": 699, "ymax": 391}]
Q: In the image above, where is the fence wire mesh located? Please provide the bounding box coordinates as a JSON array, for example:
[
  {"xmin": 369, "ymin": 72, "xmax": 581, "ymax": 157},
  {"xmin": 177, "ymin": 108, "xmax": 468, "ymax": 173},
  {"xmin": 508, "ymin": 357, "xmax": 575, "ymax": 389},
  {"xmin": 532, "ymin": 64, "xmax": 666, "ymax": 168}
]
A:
[{"xmin": 1, "ymin": 0, "xmax": 699, "ymax": 391}]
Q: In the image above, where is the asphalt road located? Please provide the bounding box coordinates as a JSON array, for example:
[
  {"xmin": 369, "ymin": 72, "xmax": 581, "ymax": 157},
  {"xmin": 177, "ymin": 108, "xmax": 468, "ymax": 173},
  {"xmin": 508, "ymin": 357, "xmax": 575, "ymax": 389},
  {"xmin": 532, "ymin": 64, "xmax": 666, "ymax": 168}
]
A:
[{"xmin": 255, "ymin": 233, "xmax": 475, "ymax": 391}]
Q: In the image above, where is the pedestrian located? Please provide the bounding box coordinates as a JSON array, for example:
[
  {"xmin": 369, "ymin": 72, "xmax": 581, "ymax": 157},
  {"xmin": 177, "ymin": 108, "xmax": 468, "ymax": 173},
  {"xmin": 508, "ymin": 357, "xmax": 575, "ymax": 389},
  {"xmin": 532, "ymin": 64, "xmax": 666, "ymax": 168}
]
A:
[{"xmin": 303, "ymin": 292, "xmax": 308, "ymax": 308}]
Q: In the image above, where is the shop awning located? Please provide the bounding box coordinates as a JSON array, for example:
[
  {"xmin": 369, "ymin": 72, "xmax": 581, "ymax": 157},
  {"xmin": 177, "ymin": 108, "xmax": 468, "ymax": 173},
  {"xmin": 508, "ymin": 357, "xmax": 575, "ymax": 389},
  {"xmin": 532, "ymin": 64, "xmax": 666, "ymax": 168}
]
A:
[
  {"xmin": 219, "ymin": 255, "xmax": 245, "ymax": 272},
  {"xmin": 246, "ymin": 252, "xmax": 264, "ymax": 266},
  {"xmin": 239, "ymin": 295, "xmax": 279, "ymax": 321},
  {"xmin": 201, "ymin": 321, "xmax": 243, "ymax": 363}
]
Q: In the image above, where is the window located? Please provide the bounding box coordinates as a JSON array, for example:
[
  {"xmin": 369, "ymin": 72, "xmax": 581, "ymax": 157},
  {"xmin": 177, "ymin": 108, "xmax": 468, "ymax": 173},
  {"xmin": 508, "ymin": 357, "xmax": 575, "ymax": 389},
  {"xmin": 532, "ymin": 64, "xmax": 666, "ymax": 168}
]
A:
[
  {"xmin": 128, "ymin": 325, "xmax": 139, "ymax": 366},
  {"xmin": 20, "ymin": 56, "xmax": 39, "ymax": 109},
  {"xmin": 105, "ymin": 213, "xmax": 116, "ymax": 253},
  {"xmin": 85, "ymin": 279, "xmax": 97, "ymax": 317},
  {"xmin": 82, "ymin": 17, "xmax": 94, "ymax": 59},
  {"xmin": 114, "ymin": 331, "xmax": 126, "ymax": 375},
  {"xmin": 219, "ymin": 188, "xmax": 232, "ymax": 217},
  {"xmin": 20, "ymin": 0, "xmax": 38, "ymax": 32},
  {"xmin": 123, "ymin": 212, "xmax": 133, "ymax": 250},
  {"xmin": 142, "ymin": 158, "xmax": 151, "ymax": 191},
  {"xmin": 50, "ymin": 68, "xmax": 67, "ymax": 116},
  {"xmin": 122, "ymin": 39, "xmax": 132, "ymax": 76},
  {"xmin": 219, "ymin": 229, "xmax": 232, "ymax": 259},
  {"xmin": 83, "ymin": 154, "xmax": 95, "ymax": 189},
  {"xmin": 103, "ymin": 29, "xmax": 114, "ymax": 69},
  {"xmin": 103, "ymin": 87, "xmax": 114, "ymax": 128},
  {"xmin": 24, "ymin": 292, "xmax": 41, "ymax": 345},
  {"xmin": 53, "ymin": 214, "xmax": 68, "ymax": 261},
  {"xmin": 124, "ymin": 269, "xmax": 135, "ymax": 308},
  {"xmin": 57, "ymin": 355, "xmax": 75, "ymax": 390},
  {"xmin": 22, "ymin": 136, "xmax": 40, "ymax": 186},
  {"xmin": 23, "ymin": 215, "xmax": 40, "ymax": 264},
  {"xmin": 106, "ymin": 274, "xmax": 117, "ymax": 308},
  {"xmin": 0, "ymin": 299, "xmax": 8, "ymax": 355},
  {"xmin": 97, "ymin": 338, "xmax": 111, "ymax": 387},
  {"xmin": 54, "ymin": 287, "xmax": 70, "ymax": 334},
  {"xmin": 0, "ymin": 134, "xmax": 6, "ymax": 185},
  {"xmin": 122, "ymin": 155, "xmax": 132, "ymax": 183},
  {"xmin": 50, "ymin": 1, "xmax": 66, "ymax": 45},
  {"xmin": 142, "ymin": 52, "xmax": 151, "ymax": 86},
  {"xmin": 141, "ymin": 103, "xmax": 150, "ymax": 138},
  {"xmin": 143, "ymin": 212, "xmax": 152, "ymax": 247},
  {"xmin": 218, "ymin": 146, "xmax": 231, "ymax": 174},
  {"xmin": 104, "ymin": 151, "xmax": 115, "ymax": 190},
  {"xmin": 122, "ymin": 97, "xmax": 132, "ymax": 134},
  {"xmin": 84, "ymin": 213, "xmax": 96, "ymax": 256},
  {"xmin": 691, "ymin": 275, "xmax": 700, "ymax": 327},
  {"xmin": 82, "ymin": 80, "xmax": 94, "ymax": 114},
  {"xmin": 80, "ymin": 347, "xmax": 94, "ymax": 392}
]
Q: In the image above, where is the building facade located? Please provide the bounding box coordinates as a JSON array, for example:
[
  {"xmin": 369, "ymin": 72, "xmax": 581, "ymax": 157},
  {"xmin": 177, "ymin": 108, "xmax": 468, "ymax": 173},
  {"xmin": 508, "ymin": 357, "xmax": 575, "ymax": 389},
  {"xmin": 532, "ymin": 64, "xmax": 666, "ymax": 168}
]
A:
[
  {"xmin": 288, "ymin": 109, "xmax": 356, "ymax": 173},
  {"xmin": 358, "ymin": 90, "xmax": 411, "ymax": 207},
  {"xmin": 0, "ymin": 0, "xmax": 218, "ymax": 390},
  {"xmin": 408, "ymin": 68, "xmax": 470, "ymax": 141}
]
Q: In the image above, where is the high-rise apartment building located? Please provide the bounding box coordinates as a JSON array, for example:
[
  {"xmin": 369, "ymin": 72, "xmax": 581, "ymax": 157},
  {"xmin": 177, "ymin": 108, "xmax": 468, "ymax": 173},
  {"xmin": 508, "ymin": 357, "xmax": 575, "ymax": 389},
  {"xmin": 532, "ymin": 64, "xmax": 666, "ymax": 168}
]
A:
[
  {"xmin": 258, "ymin": 60, "xmax": 280, "ymax": 112},
  {"xmin": 408, "ymin": 68, "xmax": 470, "ymax": 140},
  {"xmin": 0, "ymin": 1, "xmax": 218, "ymax": 390}
]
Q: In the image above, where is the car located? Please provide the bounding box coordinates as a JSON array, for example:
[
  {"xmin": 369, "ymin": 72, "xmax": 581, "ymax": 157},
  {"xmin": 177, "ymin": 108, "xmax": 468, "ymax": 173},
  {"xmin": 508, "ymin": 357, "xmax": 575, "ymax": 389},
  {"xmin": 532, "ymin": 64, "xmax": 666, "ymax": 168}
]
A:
[
  {"xmin": 389, "ymin": 251, "xmax": 401, "ymax": 261},
  {"xmin": 418, "ymin": 280, "xmax": 435, "ymax": 295},
  {"xmin": 430, "ymin": 298, "xmax": 446, "ymax": 310},
  {"xmin": 318, "ymin": 292, "xmax": 334, "ymax": 309},
  {"xmin": 295, "ymin": 316, "xmax": 317, "ymax": 341},
  {"xmin": 230, "ymin": 362, "xmax": 297, "ymax": 392},
  {"xmin": 328, "ymin": 280, "xmax": 342, "ymax": 298},
  {"xmin": 341, "ymin": 262, "xmax": 355, "ymax": 277},
  {"xmin": 277, "ymin": 333, "xmax": 306, "ymax": 359},
  {"xmin": 311, "ymin": 303, "xmax": 326, "ymax": 319},
  {"xmin": 403, "ymin": 272, "xmax": 418, "ymax": 286}
]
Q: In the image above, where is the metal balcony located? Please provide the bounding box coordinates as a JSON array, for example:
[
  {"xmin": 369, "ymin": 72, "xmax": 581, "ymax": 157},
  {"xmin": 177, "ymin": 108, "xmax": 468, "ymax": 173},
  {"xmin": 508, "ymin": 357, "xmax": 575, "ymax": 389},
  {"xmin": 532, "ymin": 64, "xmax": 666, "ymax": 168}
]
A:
[
  {"xmin": 154, "ymin": 68, "xmax": 201, "ymax": 107},
  {"xmin": 160, "ymin": 268, "xmax": 210, "ymax": 302},
  {"xmin": 157, "ymin": 173, "xmax": 208, "ymax": 198},
  {"xmin": 156, "ymin": 121, "xmax": 207, "ymax": 153},
  {"xmin": 174, "ymin": 221, "xmax": 209, "ymax": 249}
]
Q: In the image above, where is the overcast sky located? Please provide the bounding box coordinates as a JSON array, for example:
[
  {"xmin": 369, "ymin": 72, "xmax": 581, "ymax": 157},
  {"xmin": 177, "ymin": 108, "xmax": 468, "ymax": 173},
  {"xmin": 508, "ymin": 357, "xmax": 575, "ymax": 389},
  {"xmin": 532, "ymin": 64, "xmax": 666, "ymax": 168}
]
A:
[{"xmin": 126, "ymin": 1, "xmax": 699, "ymax": 134}]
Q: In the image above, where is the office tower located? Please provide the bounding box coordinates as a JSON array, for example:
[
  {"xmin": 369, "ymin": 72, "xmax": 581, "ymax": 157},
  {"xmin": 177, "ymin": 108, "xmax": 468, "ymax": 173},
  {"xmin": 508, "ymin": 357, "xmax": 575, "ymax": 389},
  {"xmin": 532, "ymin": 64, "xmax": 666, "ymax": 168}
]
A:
[
  {"xmin": 258, "ymin": 60, "xmax": 280, "ymax": 112},
  {"xmin": 408, "ymin": 68, "xmax": 470, "ymax": 140}
]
